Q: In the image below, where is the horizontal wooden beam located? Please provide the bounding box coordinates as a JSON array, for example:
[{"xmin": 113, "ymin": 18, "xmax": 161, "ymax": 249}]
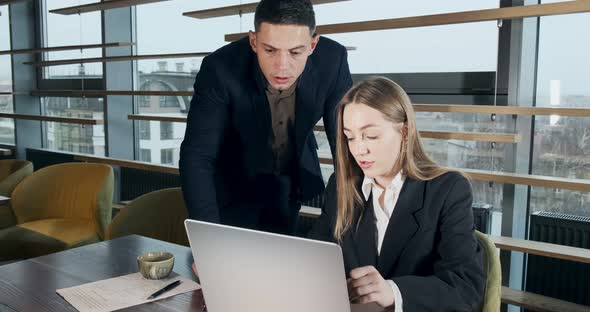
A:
[
  {"xmin": 0, "ymin": 42, "xmax": 135, "ymax": 56},
  {"xmin": 24, "ymin": 52, "xmax": 210, "ymax": 67},
  {"xmin": 413, "ymin": 104, "xmax": 590, "ymax": 117},
  {"xmin": 50, "ymin": 0, "xmax": 170, "ymax": 15},
  {"xmin": 491, "ymin": 235, "xmax": 590, "ymax": 264},
  {"xmin": 225, "ymin": 1, "xmax": 590, "ymax": 41},
  {"xmin": 0, "ymin": 113, "xmax": 102, "ymax": 125},
  {"xmin": 74, "ymin": 154, "xmax": 179, "ymax": 175},
  {"xmin": 461, "ymin": 168, "xmax": 590, "ymax": 193},
  {"xmin": 0, "ymin": 148, "xmax": 13, "ymax": 156},
  {"xmin": 319, "ymin": 157, "xmax": 590, "ymax": 192},
  {"xmin": 419, "ymin": 130, "xmax": 519, "ymax": 143},
  {"xmin": 184, "ymin": 0, "xmax": 349, "ymax": 19},
  {"xmin": 501, "ymin": 287, "xmax": 590, "ymax": 312},
  {"xmin": 0, "ymin": 0, "xmax": 29, "ymax": 6},
  {"xmin": 313, "ymin": 124, "xmax": 519, "ymax": 143},
  {"xmin": 31, "ymin": 90, "xmax": 193, "ymax": 97},
  {"xmin": 128, "ymin": 114, "xmax": 187, "ymax": 123}
]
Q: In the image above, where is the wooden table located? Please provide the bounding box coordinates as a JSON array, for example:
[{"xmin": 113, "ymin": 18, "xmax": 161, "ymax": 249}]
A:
[{"xmin": 0, "ymin": 235, "xmax": 205, "ymax": 311}]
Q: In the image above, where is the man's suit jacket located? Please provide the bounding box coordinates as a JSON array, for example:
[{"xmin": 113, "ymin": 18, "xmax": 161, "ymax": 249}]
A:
[
  {"xmin": 310, "ymin": 172, "xmax": 486, "ymax": 311},
  {"xmin": 179, "ymin": 36, "xmax": 352, "ymax": 227}
]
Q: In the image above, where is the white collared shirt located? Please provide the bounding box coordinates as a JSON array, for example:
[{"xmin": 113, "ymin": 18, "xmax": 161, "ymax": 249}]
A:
[{"xmin": 361, "ymin": 172, "xmax": 406, "ymax": 312}]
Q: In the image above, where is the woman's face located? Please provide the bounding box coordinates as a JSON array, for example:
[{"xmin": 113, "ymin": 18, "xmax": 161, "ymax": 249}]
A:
[{"xmin": 343, "ymin": 102, "xmax": 404, "ymax": 187}]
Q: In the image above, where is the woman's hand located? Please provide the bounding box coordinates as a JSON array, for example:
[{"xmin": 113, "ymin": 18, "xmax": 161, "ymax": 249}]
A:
[{"xmin": 348, "ymin": 266, "xmax": 394, "ymax": 308}]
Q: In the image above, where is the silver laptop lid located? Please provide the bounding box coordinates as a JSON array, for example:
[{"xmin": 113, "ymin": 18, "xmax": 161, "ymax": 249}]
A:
[{"xmin": 184, "ymin": 219, "xmax": 351, "ymax": 312}]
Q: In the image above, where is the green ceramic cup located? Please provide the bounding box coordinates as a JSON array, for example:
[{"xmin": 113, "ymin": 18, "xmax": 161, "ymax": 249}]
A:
[{"xmin": 137, "ymin": 251, "xmax": 175, "ymax": 279}]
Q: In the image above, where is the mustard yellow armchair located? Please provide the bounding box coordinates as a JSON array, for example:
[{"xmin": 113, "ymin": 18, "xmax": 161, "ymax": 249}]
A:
[
  {"xmin": 475, "ymin": 230, "xmax": 502, "ymax": 312},
  {"xmin": 0, "ymin": 162, "xmax": 113, "ymax": 261},
  {"xmin": 106, "ymin": 188, "xmax": 189, "ymax": 246},
  {"xmin": 0, "ymin": 160, "xmax": 33, "ymax": 229}
]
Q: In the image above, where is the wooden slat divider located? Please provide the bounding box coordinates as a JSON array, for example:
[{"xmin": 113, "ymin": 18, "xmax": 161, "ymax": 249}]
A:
[
  {"xmin": 491, "ymin": 236, "xmax": 590, "ymax": 264},
  {"xmin": 419, "ymin": 130, "xmax": 520, "ymax": 143},
  {"xmin": 413, "ymin": 104, "xmax": 590, "ymax": 117},
  {"xmin": 319, "ymin": 157, "xmax": 590, "ymax": 192},
  {"xmin": 128, "ymin": 114, "xmax": 187, "ymax": 123},
  {"xmin": 0, "ymin": 42, "xmax": 135, "ymax": 56},
  {"xmin": 73, "ymin": 154, "xmax": 179, "ymax": 175},
  {"xmin": 183, "ymin": 0, "xmax": 349, "ymax": 19},
  {"xmin": 225, "ymin": 1, "xmax": 590, "ymax": 41},
  {"xmin": 501, "ymin": 287, "xmax": 590, "ymax": 312},
  {"xmin": 313, "ymin": 124, "xmax": 519, "ymax": 143},
  {"xmin": 0, "ymin": 148, "xmax": 13, "ymax": 156},
  {"xmin": 0, "ymin": 113, "xmax": 102, "ymax": 125},
  {"xmin": 0, "ymin": 0, "xmax": 29, "ymax": 5},
  {"xmin": 31, "ymin": 90, "xmax": 193, "ymax": 97},
  {"xmin": 50, "ymin": 0, "xmax": 170, "ymax": 15},
  {"xmin": 24, "ymin": 52, "xmax": 210, "ymax": 67}
]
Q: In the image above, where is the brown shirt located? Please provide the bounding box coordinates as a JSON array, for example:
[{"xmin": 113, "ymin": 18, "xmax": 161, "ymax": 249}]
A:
[{"xmin": 265, "ymin": 81, "xmax": 297, "ymax": 175}]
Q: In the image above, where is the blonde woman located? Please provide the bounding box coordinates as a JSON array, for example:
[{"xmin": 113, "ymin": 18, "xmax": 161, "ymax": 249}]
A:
[{"xmin": 310, "ymin": 77, "xmax": 485, "ymax": 311}]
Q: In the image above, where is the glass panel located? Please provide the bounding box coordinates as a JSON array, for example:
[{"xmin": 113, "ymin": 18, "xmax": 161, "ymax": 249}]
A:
[
  {"xmin": 134, "ymin": 0, "xmax": 242, "ymax": 164},
  {"xmin": 0, "ymin": 5, "xmax": 15, "ymax": 145},
  {"xmin": 44, "ymin": 0, "xmax": 103, "ymax": 78},
  {"xmin": 42, "ymin": 97, "xmax": 105, "ymax": 155},
  {"xmin": 531, "ymin": 7, "xmax": 590, "ymax": 216},
  {"xmin": 316, "ymin": 0, "xmax": 499, "ymax": 73}
]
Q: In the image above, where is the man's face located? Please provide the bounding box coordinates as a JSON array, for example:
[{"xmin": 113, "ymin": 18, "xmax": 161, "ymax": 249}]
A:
[{"xmin": 249, "ymin": 22, "xmax": 319, "ymax": 90}]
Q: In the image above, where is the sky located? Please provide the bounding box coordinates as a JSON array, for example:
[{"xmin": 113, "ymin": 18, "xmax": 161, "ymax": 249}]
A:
[{"xmin": 0, "ymin": 0, "xmax": 589, "ymax": 102}]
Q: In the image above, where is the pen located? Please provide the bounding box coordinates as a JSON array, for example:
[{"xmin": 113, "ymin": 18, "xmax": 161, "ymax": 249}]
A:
[{"xmin": 147, "ymin": 280, "xmax": 182, "ymax": 300}]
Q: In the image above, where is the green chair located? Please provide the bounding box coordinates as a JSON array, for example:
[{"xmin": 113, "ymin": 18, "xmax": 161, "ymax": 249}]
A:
[
  {"xmin": 0, "ymin": 160, "xmax": 34, "ymax": 230},
  {"xmin": 0, "ymin": 162, "xmax": 113, "ymax": 261},
  {"xmin": 475, "ymin": 230, "xmax": 502, "ymax": 312},
  {"xmin": 106, "ymin": 187, "xmax": 189, "ymax": 246}
]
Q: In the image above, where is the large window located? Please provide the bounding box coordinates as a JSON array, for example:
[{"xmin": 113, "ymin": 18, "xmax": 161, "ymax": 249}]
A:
[
  {"xmin": 530, "ymin": 6, "xmax": 590, "ymax": 217},
  {"xmin": 0, "ymin": 5, "xmax": 15, "ymax": 145},
  {"xmin": 133, "ymin": 0, "xmax": 235, "ymax": 165},
  {"xmin": 42, "ymin": 97, "xmax": 105, "ymax": 156},
  {"xmin": 43, "ymin": 0, "xmax": 103, "ymax": 78}
]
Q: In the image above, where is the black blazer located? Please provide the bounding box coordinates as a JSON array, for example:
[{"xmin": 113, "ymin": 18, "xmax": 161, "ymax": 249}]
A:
[
  {"xmin": 179, "ymin": 37, "xmax": 352, "ymax": 224},
  {"xmin": 310, "ymin": 172, "xmax": 486, "ymax": 311}
]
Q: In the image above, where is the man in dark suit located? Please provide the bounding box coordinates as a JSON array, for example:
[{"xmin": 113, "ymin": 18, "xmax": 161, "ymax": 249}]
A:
[{"xmin": 179, "ymin": 0, "xmax": 352, "ymax": 235}]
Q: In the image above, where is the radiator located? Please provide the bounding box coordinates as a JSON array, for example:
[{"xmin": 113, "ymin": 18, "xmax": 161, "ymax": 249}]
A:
[
  {"xmin": 472, "ymin": 203, "xmax": 491, "ymax": 234},
  {"xmin": 120, "ymin": 167, "xmax": 180, "ymax": 201},
  {"xmin": 26, "ymin": 148, "xmax": 78, "ymax": 170},
  {"xmin": 526, "ymin": 211, "xmax": 590, "ymax": 307}
]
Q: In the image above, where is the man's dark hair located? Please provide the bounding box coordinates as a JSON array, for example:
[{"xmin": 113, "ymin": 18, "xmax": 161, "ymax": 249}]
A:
[{"xmin": 254, "ymin": 0, "xmax": 316, "ymax": 34}]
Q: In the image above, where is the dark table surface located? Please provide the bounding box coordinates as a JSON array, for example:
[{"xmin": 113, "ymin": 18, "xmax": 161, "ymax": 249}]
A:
[{"xmin": 0, "ymin": 235, "xmax": 205, "ymax": 312}]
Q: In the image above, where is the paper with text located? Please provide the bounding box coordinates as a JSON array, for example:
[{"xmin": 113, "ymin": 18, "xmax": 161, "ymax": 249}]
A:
[{"xmin": 56, "ymin": 272, "xmax": 200, "ymax": 312}]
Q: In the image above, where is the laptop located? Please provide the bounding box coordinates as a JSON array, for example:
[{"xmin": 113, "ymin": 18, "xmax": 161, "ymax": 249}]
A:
[{"xmin": 184, "ymin": 219, "xmax": 351, "ymax": 312}]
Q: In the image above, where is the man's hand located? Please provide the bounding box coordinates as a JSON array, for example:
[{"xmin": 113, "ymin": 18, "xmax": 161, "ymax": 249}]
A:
[{"xmin": 348, "ymin": 266, "xmax": 394, "ymax": 308}]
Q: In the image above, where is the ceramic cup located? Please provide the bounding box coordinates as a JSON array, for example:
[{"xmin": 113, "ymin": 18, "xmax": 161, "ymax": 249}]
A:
[{"xmin": 137, "ymin": 251, "xmax": 175, "ymax": 279}]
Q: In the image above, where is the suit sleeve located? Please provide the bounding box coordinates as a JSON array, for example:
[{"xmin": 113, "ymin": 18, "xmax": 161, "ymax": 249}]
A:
[
  {"xmin": 393, "ymin": 176, "xmax": 486, "ymax": 311},
  {"xmin": 179, "ymin": 57, "xmax": 229, "ymax": 222},
  {"xmin": 307, "ymin": 173, "xmax": 337, "ymax": 242},
  {"xmin": 323, "ymin": 46, "xmax": 352, "ymax": 160}
]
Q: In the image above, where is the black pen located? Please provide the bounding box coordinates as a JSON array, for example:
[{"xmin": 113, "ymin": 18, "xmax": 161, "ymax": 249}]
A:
[{"xmin": 147, "ymin": 280, "xmax": 182, "ymax": 300}]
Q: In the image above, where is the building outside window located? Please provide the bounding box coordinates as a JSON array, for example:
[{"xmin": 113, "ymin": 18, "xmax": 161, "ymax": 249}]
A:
[
  {"xmin": 160, "ymin": 148, "xmax": 174, "ymax": 164},
  {"xmin": 160, "ymin": 122, "xmax": 173, "ymax": 140},
  {"xmin": 139, "ymin": 121, "xmax": 151, "ymax": 140}
]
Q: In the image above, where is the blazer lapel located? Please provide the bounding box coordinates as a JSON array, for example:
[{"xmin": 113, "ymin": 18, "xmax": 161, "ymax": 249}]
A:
[
  {"xmin": 352, "ymin": 195, "xmax": 378, "ymax": 268},
  {"xmin": 377, "ymin": 177, "xmax": 425, "ymax": 277},
  {"xmin": 294, "ymin": 57, "xmax": 319, "ymax": 158}
]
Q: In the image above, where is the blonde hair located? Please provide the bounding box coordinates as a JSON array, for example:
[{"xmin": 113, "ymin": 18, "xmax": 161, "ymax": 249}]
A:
[{"xmin": 333, "ymin": 77, "xmax": 453, "ymax": 240}]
